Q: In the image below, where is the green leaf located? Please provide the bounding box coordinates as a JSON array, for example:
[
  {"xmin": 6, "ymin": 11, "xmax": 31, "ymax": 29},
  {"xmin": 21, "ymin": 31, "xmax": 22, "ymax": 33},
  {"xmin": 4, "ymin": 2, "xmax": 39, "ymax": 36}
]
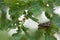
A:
[
  {"xmin": 54, "ymin": 0, "xmax": 60, "ymax": 6},
  {"xmin": 0, "ymin": 30, "xmax": 10, "ymax": 40},
  {"xmin": 12, "ymin": 26, "xmax": 28, "ymax": 40},
  {"xmin": 29, "ymin": 16, "xmax": 38, "ymax": 22},
  {"xmin": 16, "ymin": 26, "xmax": 22, "ymax": 34},
  {"xmin": 0, "ymin": 10, "xmax": 9, "ymax": 30},
  {"xmin": 45, "ymin": 5, "xmax": 54, "ymax": 20},
  {"xmin": 11, "ymin": 33, "xmax": 23, "ymax": 40},
  {"xmin": 0, "ymin": 9, "xmax": 19, "ymax": 30},
  {"xmin": 4, "ymin": 0, "xmax": 17, "ymax": 6},
  {"xmin": 45, "ymin": 28, "xmax": 57, "ymax": 40},
  {"xmin": 45, "ymin": 12, "xmax": 53, "ymax": 20},
  {"xmin": 0, "ymin": 0, "xmax": 4, "ymax": 5},
  {"xmin": 34, "ymin": 29, "xmax": 44, "ymax": 40},
  {"xmin": 51, "ymin": 14, "xmax": 60, "ymax": 28},
  {"xmin": 0, "ymin": 0, "xmax": 4, "ymax": 6},
  {"xmin": 28, "ymin": 1, "xmax": 42, "ymax": 17},
  {"xmin": 45, "ymin": 34, "xmax": 57, "ymax": 40},
  {"xmin": 9, "ymin": 4, "xmax": 20, "ymax": 16},
  {"xmin": 20, "ymin": 35, "xmax": 28, "ymax": 40}
]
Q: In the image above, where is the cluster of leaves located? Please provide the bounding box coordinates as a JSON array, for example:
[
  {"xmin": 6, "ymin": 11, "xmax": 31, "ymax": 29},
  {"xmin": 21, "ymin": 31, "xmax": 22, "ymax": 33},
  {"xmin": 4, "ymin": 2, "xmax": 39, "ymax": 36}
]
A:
[{"xmin": 0, "ymin": 0, "xmax": 60, "ymax": 40}]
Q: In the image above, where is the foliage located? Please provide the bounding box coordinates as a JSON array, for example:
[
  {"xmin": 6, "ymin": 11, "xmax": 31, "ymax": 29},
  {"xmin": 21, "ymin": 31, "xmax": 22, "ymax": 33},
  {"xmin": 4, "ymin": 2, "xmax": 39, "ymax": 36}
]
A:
[{"xmin": 0, "ymin": 0, "xmax": 60, "ymax": 40}]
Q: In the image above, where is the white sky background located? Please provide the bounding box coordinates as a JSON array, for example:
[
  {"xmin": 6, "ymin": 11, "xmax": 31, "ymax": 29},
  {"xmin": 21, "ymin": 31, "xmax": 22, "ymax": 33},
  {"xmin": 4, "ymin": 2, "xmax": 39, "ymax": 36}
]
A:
[{"xmin": 0, "ymin": 6, "xmax": 60, "ymax": 40}]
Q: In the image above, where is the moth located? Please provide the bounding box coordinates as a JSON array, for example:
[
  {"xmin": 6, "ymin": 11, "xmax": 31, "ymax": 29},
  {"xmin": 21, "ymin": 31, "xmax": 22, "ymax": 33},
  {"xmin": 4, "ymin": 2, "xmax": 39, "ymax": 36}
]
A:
[{"xmin": 38, "ymin": 21, "xmax": 51, "ymax": 29}]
